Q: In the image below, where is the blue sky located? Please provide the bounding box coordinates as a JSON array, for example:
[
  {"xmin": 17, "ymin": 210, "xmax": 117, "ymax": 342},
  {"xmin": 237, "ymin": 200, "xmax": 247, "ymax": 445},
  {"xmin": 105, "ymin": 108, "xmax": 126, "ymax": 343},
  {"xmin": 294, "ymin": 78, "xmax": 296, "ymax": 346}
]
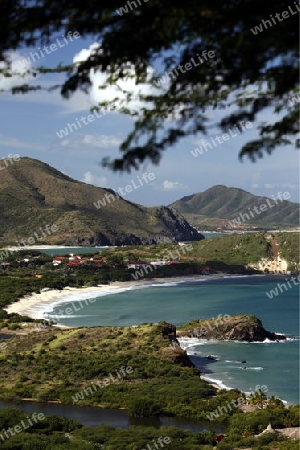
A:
[{"xmin": 0, "ymin": 36, "xmax": 299, "ymax": 206}]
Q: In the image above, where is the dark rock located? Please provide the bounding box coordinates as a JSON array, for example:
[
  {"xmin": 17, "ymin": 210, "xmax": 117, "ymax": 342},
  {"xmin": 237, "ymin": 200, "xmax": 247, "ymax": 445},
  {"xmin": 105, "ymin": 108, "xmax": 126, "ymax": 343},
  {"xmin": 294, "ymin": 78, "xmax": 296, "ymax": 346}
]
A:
[{"xmin": 177, "ymin": 315, "xmax": 286, "ymax": 342}]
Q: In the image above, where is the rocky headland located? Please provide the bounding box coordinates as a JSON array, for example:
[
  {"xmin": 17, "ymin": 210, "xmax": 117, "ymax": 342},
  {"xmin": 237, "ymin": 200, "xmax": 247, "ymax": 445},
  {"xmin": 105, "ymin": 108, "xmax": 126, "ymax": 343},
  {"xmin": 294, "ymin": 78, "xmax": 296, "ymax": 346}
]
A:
[{"xmin": 176, "ymin": 314, "xmax": 286, "ymax": 342}]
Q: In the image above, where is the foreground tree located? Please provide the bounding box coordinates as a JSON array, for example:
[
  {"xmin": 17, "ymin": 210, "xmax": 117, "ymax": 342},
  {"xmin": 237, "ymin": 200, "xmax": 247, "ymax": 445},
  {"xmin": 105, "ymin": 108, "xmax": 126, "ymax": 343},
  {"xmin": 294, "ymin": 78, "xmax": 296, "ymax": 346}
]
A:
[
  {"xmin": 248, "ymin": 389, "xmax": 268, "ymax": 409},
  {"xmin": 0, "ymin": 0, "xmax": 299, "ymax": 170}
]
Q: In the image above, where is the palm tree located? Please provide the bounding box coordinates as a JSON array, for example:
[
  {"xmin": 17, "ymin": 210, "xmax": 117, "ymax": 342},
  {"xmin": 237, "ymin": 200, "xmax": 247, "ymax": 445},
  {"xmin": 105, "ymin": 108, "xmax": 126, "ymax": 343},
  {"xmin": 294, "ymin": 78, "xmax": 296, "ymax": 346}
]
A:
[
  {"xmin": 266, "ymin": 395, "xmax": 284, "ymax": 409},
  {"xmin": 248, "ymin": 389, "xmax": 268, "ymax": 409}
]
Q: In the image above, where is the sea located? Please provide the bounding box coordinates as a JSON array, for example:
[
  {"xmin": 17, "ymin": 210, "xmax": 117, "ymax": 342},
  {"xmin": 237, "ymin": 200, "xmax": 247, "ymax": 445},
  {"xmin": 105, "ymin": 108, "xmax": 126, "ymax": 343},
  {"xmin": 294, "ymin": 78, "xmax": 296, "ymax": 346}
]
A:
[{"xmin": 42, "ymin": 274, "xmax": 300, "ymax": 405}]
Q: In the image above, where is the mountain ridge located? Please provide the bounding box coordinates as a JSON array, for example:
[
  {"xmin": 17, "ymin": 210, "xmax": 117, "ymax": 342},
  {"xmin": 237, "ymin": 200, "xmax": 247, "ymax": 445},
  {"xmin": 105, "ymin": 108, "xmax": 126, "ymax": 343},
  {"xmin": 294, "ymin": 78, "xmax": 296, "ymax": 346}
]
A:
[
  {"xmin": 169, "ymin": 185, "xmax": 299, "ymax": 229},
  {"xmin": 0, "ymin": 157, "xmax": 203, "ymax": 246}
]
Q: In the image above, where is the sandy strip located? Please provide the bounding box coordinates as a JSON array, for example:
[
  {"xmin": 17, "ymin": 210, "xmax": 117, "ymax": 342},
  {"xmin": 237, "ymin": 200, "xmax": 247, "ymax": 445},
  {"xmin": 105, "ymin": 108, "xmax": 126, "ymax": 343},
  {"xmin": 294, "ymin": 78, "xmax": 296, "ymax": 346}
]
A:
[
  {"xmin": 4, "ymin": 274, "xmax": 227, "ymax": 321},
  {"xmin": 4, "ymin": 283, "xmax": 131, "ymax": 320}
]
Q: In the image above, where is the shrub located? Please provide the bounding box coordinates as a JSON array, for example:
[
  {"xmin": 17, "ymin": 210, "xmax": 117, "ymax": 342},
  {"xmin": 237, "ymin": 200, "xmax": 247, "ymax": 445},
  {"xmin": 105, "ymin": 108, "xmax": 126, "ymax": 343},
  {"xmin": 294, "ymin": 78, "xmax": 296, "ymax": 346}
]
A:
[{"xmin": 128, "ymin": 397, "xmax": 162, "ymax": 417}]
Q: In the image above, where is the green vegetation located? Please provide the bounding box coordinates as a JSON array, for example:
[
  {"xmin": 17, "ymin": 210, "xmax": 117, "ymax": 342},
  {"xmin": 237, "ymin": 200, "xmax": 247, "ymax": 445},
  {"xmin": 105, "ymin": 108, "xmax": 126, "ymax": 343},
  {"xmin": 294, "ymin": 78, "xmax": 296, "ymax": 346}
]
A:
[
  {"xmin": 0, "ymin": 322, "xmax": 218, "ymax": 418},
  {"xmin": 0, "ymin": 232, "xmax": 298, "ymax": 328},
  {"xmin": 0, "ymin": 408, "xmax": 298, "ymax": 450},
  {"xmin": 178, "ymin": 314, "xmax": 259, "ymax": 331},
  {"xmin": 170, "ymin": 185, "xmax": 300, "ymax": 229},
  {"xmin": 0, "ymin": 322, "xmax": 299, "ymax": 449},
  {"xmin": 90, "ymin": 232, "xmax": 299, "ymax": 270},
  {"xmin": 177, "ymin": 314, "xmax": 285, "ymax": 342},
  {"xmin": 275, "ymin": 232, "xmax": 300, "ymax": 271},
  {"xmin": 188, "ymin": 232, "xmax": 299, "ymax": 270},
  {"xmin": 0, "ymin": 242, "xmax": 298, "ymax": 448}
]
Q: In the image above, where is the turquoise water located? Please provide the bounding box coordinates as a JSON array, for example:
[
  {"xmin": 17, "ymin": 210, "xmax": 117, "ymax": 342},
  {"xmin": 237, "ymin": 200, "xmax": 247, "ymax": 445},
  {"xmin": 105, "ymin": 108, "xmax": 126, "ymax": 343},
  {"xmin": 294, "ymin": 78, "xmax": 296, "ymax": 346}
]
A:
[{"xmin": 46, "ymin": 275, "xmax": 299, "ymax": 404}]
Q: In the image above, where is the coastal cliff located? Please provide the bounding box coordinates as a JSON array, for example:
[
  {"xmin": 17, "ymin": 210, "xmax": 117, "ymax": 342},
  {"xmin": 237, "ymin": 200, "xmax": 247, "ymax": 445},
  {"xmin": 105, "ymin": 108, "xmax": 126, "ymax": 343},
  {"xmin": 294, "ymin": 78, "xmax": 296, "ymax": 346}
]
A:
[
  {"xmin": 158, "ymin": 322, "xmax": 196, "ymax": 367},
  {"xmin": 177, "ymin": 314, "xmax": 286, "ymax": 342}
]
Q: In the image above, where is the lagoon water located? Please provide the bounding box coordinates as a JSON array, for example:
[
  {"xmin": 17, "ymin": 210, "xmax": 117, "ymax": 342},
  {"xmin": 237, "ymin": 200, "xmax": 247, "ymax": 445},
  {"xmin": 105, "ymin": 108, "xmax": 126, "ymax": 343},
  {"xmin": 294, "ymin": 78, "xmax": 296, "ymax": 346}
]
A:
[{"xmin": 45, "ymin": 275, "xmax": 299, "ymax": 405}]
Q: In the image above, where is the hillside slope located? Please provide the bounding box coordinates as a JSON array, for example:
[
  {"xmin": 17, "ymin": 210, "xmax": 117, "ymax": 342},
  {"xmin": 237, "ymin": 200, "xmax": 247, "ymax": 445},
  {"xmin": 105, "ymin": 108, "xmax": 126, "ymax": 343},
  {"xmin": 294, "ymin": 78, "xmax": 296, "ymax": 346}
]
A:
[
  {"xmin": 170, "ymin": 185, "xmax": 299, "ymax": 228},
  {"xmin": 0, "ymin": 157, "xmax": 202, "ymax": 246},
  {"xmin": 186, "ymin": 231, "xmax": 299, "ymax": 273}
]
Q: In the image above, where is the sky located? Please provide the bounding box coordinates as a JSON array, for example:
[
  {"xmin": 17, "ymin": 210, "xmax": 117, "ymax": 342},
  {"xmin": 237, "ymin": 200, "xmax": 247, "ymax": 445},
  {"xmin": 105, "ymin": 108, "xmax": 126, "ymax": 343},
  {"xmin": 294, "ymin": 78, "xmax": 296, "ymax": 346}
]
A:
[{"xmin": 0, "ymin": 35, "xmax": 299, "ymax": 207}]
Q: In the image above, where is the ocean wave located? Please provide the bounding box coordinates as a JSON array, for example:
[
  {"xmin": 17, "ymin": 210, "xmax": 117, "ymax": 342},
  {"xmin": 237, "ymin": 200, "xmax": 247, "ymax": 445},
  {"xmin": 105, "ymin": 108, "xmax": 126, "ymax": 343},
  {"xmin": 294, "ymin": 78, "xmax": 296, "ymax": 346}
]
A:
[
  {"xmin": 143, "ymin": 281, "xmax": 185, "ymax": 288},
  {"xmin": 238, "ymin": 366, "xmax": 264, "ymax": 371},
  {"xmin": 225, "ymin": 360, "xmax": 244, "ymax": 364},
  {"xmin": 45, "ymin": 314, "xmax": 89, "ymax": 319},
  {"xmin": 40, "ymin": 286, "xmax": 136, "ymax": 319},
  {"xmin": 177, "ymin": 340, "xmax": 200, "ymax": 351},
  {"xmin": 200, "ymin": 376, "xmax": 233, "ymax": 390},
  {"xmin": 222, "ymin": 274, "xmax": 266, "ymax": 279},
  {"xmin": 224, "ymin": 338, "xmax": 286, "ymax": 344},
  {"xmin": 177, "ymin": 338, "xmax": 208, "ymax": 350}
]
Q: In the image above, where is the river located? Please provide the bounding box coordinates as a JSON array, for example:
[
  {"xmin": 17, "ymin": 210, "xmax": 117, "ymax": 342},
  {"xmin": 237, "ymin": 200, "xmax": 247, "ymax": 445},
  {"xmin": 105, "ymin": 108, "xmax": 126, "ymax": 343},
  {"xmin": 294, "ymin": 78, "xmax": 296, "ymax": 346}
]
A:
[{"xmin": 0, "ymin": 400, "xmax": 224, "ymax": 432}]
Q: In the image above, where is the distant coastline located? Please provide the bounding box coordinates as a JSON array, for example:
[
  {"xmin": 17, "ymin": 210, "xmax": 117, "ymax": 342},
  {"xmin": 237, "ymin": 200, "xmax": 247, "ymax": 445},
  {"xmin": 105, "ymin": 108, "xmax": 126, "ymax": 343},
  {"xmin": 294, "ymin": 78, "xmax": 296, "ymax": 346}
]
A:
[{"xmin": 5, "ymin": 273, "xmax": 242, "ymax": 323}]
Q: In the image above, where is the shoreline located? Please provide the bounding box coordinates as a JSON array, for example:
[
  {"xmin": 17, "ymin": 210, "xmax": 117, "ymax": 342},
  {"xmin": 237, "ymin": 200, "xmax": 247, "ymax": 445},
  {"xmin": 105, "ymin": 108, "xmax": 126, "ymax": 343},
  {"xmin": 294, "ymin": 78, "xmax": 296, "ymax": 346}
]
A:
[
  {"xmin": 5, "ymin": 245, "xmax": 113, "ymax": 251},
  {"xmin": 4, "ymin": 273, "xmax": 267, "ymax": 323},
  {"xmin": 4, "ymin": 273, "xmax": 233, "ymax": 321},
  {"xmin": 177, "ymin": 338, "xmax": 292, "ymax": 405},
  {"xmin": 4, "ymin": 273, "xmax": 296, "ymax": 406}
]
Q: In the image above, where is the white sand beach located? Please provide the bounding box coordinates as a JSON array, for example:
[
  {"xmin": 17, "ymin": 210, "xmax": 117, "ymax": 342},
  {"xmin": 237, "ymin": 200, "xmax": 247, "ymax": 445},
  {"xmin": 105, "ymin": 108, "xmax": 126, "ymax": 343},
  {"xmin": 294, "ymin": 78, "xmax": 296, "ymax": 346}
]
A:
[
  {"xmin": 4, "ymin": 283, "xmax": 132, "ymax": 320},
  {"xmin": 4, "ymin": 274, "xmax": 224, "ymax": 321}
]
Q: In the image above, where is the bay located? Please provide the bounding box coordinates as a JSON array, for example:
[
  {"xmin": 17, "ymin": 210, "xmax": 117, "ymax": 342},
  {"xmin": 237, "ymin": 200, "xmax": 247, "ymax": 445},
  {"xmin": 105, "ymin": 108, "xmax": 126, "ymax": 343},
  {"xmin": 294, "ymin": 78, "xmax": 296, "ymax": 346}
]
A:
[{"xmin": 46, "ymin": 275, "xmax": 299, "ymax": 404}]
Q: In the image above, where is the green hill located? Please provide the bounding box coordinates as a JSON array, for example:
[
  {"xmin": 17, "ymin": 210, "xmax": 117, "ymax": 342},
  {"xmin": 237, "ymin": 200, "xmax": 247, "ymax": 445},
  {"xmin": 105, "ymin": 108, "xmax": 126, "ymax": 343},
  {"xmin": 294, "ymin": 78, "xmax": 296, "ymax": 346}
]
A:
[
  {"xmin": 186, "ymin": 231, "xmax": 300, "ymax": 272},
  {"xmin": 170, "ymin": 185, "xmax": 299, "ymax": 229},
  {"xmin": 0, "ymin": 157, "xmax": 203, "ymax": 246}
]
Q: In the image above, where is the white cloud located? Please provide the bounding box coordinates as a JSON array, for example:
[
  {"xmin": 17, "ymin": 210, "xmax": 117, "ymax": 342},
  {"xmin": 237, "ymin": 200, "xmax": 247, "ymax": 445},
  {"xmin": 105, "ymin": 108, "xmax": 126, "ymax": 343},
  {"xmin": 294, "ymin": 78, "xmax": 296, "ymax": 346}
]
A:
[
  {"xmin": 282, "ymin": 183, "xmax": 298, "ymax": 190},
  {"xmin": 82, "ymin": 171, "xmax": 107, "ymax": 187},
  {"xmin": 162, "ymin": 180, "xmax": 185, "ymax": 190},
  {"xmin": 81, "ymin": 134, "xmax": 121, "ymax": 147},
  {"xmin": 251, "ymin": 182, "xmax": 299, "ymax": 192},
  {"xmin": 263, "ymin": 183, "xmax": 298, "ymax": 190},
  {"xmin": 56, "ymin": 134, "xmax": 122, "ymax": 149},
  {"xmin": 59, "ymin": 139, "xmax": 71, "ymax": 147},
  {"xmin": 0, "ymin": 52, "xmax": 35, "ymax": 91},
  {"xmin": 72, "ymin": 43, "xmax": 161, "ymax": 115}
]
